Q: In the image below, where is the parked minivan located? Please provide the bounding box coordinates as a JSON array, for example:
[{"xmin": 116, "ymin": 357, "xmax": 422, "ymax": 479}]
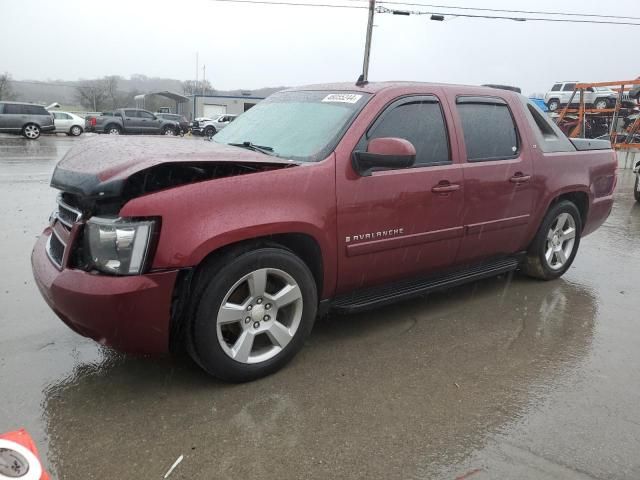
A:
[{"xmin": 0, "ymin": 101, "xmax": 55, "ymax": 139}]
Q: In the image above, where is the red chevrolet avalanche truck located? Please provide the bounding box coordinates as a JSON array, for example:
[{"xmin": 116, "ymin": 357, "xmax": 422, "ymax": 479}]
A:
[{"xmin": 32, "ymin": 82, "xmax": 617, "ymax": 381}]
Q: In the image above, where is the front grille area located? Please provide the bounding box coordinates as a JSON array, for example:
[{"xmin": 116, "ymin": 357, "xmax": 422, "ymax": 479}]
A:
[{"xmin": 46, "ymin": 194, "xmax": 83, "ymax": 269}]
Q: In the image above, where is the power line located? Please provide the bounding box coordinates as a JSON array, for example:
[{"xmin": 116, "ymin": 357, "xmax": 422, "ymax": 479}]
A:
[
  {"xmin": 208, "ymin": 0, "xmax": 640, "ymax": 25},
  {"xmin": 374, "ymin": 1, "xmax": 640, "ymax": 22},
  {"xmin": 376, "ymin": 6, "xmax": 640, "ymax": 26},
  {"xmin": 209, "ymin": 0, "xmax": 367, "ymax": 9}
]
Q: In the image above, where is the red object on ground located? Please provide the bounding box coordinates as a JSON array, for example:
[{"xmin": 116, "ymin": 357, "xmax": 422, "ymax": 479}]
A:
[{"xmin": 0, "ymin": 429, "xmax": 50, "ymax": 480}]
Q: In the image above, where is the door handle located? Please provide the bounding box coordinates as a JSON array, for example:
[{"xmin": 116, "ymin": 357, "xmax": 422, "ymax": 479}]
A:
[
  {"xmin": 431, "ymin": 182, "xmax": 461, "ymax": 193},
  {"xmin": 510, "ymin": 173, "xmax": 532, "ymax": 184}
]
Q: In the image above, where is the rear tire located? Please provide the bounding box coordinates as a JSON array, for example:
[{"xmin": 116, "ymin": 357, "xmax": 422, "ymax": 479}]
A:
[
  {"xmin": 70, "ymin": 125, "xmax": 83, "ymax": 136},
  {"xmin": 187, "ymin": 247, "xmax": 317, "ymax": 382},
  {"xmin": 106, "ymin": 124, "xmax": 121, "ymax": 135},
  {"xmin": 634, "ymin": 175, "xmax": 640, "ymax": 203},
  {"xmin": 522, "ymin": 200, "xmax": 582, "ymax": 280},
  {"xmin": 547, "ymin": 99, "xmax": 560, "ymax": 111},
  {"xmin": 22, "ymin": 123, "xmax": 41, "ymax": 139}
]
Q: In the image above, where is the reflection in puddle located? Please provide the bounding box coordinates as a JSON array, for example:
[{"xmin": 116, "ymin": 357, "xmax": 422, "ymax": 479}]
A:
[{"xmin": 41, "ymin": 276, "xmax": 598, "ymax": 479}]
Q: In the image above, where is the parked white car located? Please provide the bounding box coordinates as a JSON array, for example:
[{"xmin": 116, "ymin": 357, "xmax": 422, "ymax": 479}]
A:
[
  {"xmin": 544, "ymin": 81, "xmax": 618, "ymax": 111},
  {"xmin": 51, "ymin": 111, "xmax": 85, "ymax": 136}
]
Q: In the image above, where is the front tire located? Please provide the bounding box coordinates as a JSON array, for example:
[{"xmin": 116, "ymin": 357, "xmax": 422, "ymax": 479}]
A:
[
  {"xmin": 594, "ymin": 98, "xmax": 609, "ymax": 110},
  {"xmin": 188, "ymin": 247, "xmax": 318, "ymax": 382},
  {"xmin": 22, "ymin": 123, "xmax": 41, "ymax": 139},
  {"xmin": 634, "ymin": 175, "xmax": 640, "ymax": 203},
  {"xmin": 523, "ymin": 200, "xmax": 582, "ymax": 280},
  {"xmin": 162, "ymin": 126, "xmax": 176, "ymax": 136},
  {"xmin": 204, "ymin": 126, "xmax": 216, "ymax": 138}
]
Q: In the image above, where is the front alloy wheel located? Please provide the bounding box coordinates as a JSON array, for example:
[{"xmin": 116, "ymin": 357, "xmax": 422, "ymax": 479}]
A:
[
  {"xmin": 189, "ymin": 247, "xmax": 317, "ymax": 382},
  {"xmin": 217, "ymin": 268, "xmax": 303, "ymax": 364}
]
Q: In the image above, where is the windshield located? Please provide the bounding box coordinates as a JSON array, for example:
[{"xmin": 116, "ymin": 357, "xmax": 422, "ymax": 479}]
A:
[{"xmin": 213, "ymin": 90, "xmax": 371, "ymax": 161}]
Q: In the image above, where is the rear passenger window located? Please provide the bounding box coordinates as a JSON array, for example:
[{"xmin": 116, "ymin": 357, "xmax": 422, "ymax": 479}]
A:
[
  {"xmin": 562, "ymin": 83, "xmax": 576, "ymax": 92},
  {"xmin": 366, "ymin": 99, "xmax": 450, "ymax": 166},
  {"xmin": 3, "ymin": 104, "xmax": 25, "ymax": 114},
  {"xmin": 551, "ymin": 84, "xmax": 562, "ymax": 92},
  {"xmin": 456, "ymin": 99, "xmax": 519, "ymax": 161}
]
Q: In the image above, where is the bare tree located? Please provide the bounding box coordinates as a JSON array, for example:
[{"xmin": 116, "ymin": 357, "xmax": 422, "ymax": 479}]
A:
[
  {"xmin": 0, "ymin": 72, "xmax": 16, "ymax": 100},
  {"xmin": 104, "ymin": 75, "xmax": 121, "ymax": 109},
  {"xmin": 182, "ymin": 79, "xmax": 213, "ymax": 96},
  {"xmin": 76, "ymin": 79, "xmax": 109, "ymax": 111}
]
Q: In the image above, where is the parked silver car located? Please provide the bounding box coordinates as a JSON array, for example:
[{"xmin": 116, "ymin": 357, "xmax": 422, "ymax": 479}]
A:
[
  {"xmin": 0, "ymin": 101, "xmax": 55, "ymax": 139},
  {"xmin": 544, "ymin": 82, "xmax": 617, "ymax": 111},
  {"xmin": 51, "ymin": 111, "xmax": 85, "ymax": 136},
  {"xmin": 195, "ymin": 114, "xmax": 237, "ymax": 137}
]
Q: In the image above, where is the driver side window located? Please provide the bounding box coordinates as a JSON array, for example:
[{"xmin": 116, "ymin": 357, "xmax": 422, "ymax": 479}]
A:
[{"xmin": 365, "ymin": 98, "xmax": 451, "ymax": 167}]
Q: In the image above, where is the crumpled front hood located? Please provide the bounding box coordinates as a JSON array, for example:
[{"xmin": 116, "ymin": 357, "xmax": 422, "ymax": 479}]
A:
[{"xmin": 51, "ymin": 135, "xmax": 297, "ymax": 198}]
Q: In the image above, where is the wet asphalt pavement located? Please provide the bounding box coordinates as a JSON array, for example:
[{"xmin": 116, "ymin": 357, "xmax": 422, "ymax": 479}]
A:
[{"xmin": 1, "ymin": 134, "xmax": 639, "ymax": 479}]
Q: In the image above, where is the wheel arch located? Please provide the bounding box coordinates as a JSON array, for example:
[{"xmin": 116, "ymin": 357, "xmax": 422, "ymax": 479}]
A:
[
  {"xmin": 193, "ymin": 232, "xmax": 324, "ymax": 294},
  {"xmin": 548, "ymin": 191, "xmax": 589, "ymax": 231},
  {"xmin": 22, "ymin": 121, "xmax": 41, "ymax": 130}
]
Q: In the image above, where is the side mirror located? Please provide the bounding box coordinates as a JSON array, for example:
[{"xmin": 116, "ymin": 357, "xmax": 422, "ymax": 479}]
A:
[{"xmin": 352, "ymin": 137, "xmax": 416, "ymax": 176}]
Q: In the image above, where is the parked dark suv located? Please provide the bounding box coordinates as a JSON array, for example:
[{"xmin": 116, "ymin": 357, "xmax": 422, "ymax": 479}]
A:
[{"xmin": 0, "ymin": 101, "xmax": 55, "ymax": 139}]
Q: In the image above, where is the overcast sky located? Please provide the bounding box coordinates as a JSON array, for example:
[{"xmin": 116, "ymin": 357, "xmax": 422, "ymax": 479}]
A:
[{"xmin": 1, "ymin": 0, "xmax": 638, "ymax": 94}]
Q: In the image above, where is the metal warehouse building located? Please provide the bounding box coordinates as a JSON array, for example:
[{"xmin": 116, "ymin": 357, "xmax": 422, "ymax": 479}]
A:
[
  {"xmin": 190, "ymin": 94, "xmax": 265, "ymax": 119},
  {"xmin": 134, "ymin": 91, "xmax": 266, "ymax": 120}
]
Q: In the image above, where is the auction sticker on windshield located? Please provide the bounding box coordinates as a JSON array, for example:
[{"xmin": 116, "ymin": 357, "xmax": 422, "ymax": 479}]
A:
[{"xmin": 322, "ymin": 94, "xmax": 363, "ymax": 104}]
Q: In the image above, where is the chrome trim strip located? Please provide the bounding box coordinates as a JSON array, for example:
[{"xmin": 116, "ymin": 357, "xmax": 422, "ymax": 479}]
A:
[
  {"xmin": 56, "ymin": 193, "xmax": 83, "ymax": 223},
  {"xmin": 53, "ymin": 211, "xmax": 73, "ymax": 229},
  {"xmin": 51, "ymin": 224, "xmax": 67, "ymax": 247},
  {"xmin": 46, "ymin": 235, "xmax": 63, "ymax": 270}
]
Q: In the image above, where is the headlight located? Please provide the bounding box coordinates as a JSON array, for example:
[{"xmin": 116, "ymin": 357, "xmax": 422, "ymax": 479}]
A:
[{"xmin": 85, "ymin": 217, "xmax": 156, "ymax": 275}]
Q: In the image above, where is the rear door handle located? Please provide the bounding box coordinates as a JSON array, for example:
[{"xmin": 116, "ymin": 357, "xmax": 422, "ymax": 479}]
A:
[
  {"xmin": 431, "ymin": 182, "xmax": 461, "ymax": 193},
  {"xmin": 510, "ymin": 173, "xmax": 532, "ymax": 183}
]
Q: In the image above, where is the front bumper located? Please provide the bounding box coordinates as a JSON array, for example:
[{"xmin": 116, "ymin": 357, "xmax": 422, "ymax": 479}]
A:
[{"xmin": 31, "ymin": 230, "xmax": 179, "ymax": 354}]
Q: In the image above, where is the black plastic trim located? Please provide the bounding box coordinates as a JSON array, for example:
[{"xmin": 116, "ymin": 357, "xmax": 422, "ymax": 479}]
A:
[{"xmin": 330, "ymin": 256, "xmax": 523, "ymax": 314}]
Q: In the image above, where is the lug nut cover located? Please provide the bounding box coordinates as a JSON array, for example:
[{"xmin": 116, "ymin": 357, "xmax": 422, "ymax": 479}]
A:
[{"xmin": 253, "ymin": 322, "xmax": 260, "ymax": 329}]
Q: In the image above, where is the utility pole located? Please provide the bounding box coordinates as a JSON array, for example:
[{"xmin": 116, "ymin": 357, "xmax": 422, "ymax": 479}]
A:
[
  {"xmin": 360, "ymin": 0, "xmax": 376, "ymax": 84},
  {"xmin": 202, "ymin": 65, "xmax": 206, "ymax": 96},
  {"xmin": 195, "ymin": 52, "xmax": 199, "ymax": 94}
]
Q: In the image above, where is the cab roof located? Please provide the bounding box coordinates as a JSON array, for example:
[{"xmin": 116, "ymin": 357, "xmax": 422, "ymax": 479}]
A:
[{"xmin": 288, "ymin": 81, "xmax": 522, "ymax": 98}]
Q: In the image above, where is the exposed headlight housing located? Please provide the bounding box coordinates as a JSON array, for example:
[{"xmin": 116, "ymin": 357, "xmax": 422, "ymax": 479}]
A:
[{"xmin": 85, "ymin": 217, "xmax": 157, "ymax": 275}]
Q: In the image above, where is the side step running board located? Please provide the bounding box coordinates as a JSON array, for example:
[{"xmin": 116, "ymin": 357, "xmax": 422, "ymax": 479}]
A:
[{"xmin": 331, "ymin": 256, "xmax": 521, "ymax": 314}]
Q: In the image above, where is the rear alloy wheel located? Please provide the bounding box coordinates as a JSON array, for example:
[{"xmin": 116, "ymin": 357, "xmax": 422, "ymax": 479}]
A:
[
  {"xmin": 22, "ymin": 124, "xmax": 41, "ymax": 139},
  {"xmin": 107, "ymin": 125, "xmax": 121, "ymax": 135},
  {"xmin": 547, "ymin": 99, "xmax": 560, "ymax": 111},
  {"xmin": 634, "ymin": 175, "xmax": 640, "ymax": 203},
  {"xmin": 70, "ymin": 125, "xmax": 82, "ymax": 136},
  {"xmin": 523, "ymin": 200, "xmax": 582, "ymax": 280},
  {"xmin": 189, "ymin": 247, "xmax": 317, "ymax": 382},
  {"xmin": 594, "ymin": 98, "xmax": 609, "ymax": 110}
]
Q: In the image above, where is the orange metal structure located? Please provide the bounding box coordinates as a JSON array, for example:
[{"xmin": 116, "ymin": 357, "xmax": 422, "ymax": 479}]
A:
[{"xmin": 554, "ymin": 79, "xmax": 640, "ymax": 150}]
